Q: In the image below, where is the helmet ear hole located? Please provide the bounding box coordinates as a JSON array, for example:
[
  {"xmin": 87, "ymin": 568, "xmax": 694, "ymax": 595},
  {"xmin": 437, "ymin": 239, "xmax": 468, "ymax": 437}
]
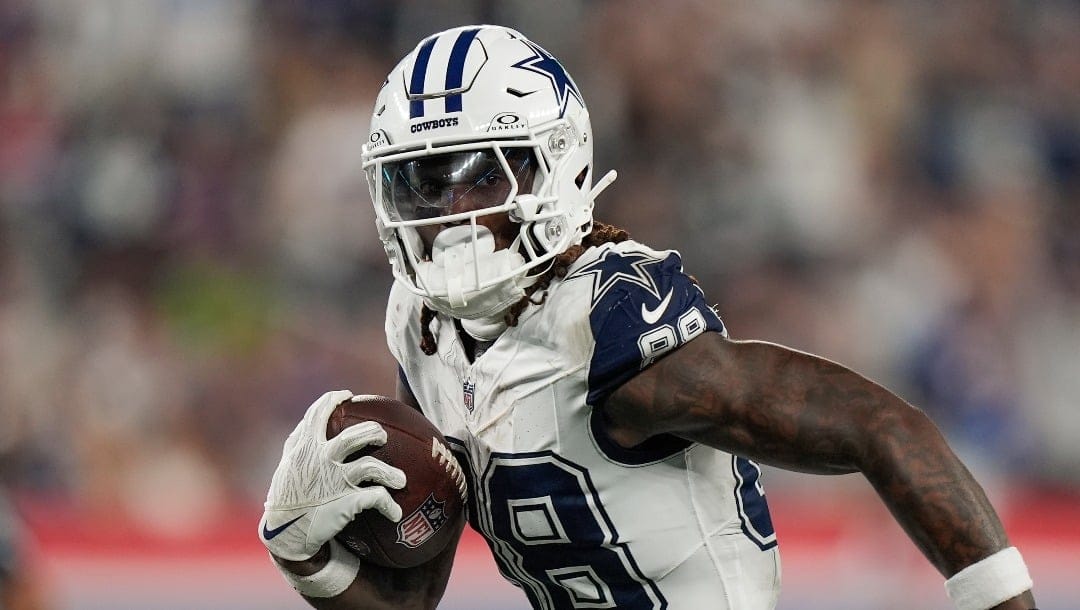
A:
[{"xmin": 575, "ymin": 166, "xmax": 590, "ymax": 189}]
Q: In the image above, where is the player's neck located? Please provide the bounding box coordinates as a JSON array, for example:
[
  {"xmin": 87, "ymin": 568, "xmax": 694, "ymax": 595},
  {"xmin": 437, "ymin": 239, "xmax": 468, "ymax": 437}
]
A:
[
  {"xmin": 459, "ymin": 315, "xmax": 507, "ymax": 343},
  {"xmin": 454, "ymin": 319, "xmax": 499, "ymax": 363}
]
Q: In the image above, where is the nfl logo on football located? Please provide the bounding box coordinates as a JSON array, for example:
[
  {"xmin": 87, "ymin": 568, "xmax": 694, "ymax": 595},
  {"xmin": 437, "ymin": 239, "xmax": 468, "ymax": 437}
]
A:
[
  {"xmin": 462, "ymin": 380, "xmax": 476, "ymax": 412},
  {"xmin": 397, "ymin": 494, "xmax": 450, "ymax": 548}
]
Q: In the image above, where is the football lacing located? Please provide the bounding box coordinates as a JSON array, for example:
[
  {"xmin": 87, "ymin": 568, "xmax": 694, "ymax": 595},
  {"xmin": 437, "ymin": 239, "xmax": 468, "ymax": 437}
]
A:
[{"xmin": 431, "ymin": 437, "xmax": 469, "ymax": 501}]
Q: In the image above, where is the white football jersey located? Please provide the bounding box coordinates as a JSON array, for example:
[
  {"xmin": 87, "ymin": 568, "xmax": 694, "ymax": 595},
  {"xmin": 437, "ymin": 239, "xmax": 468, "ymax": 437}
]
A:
[{"xmin": 386, "ymin": 240, "xmax": 781, "ymax": 610}]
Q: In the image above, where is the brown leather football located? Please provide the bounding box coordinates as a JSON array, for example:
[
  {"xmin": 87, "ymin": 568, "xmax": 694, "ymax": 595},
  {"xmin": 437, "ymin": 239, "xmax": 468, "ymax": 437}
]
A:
[{"xmin": 326, "ymin": 395, "xmax": 466, "ymax": 568}]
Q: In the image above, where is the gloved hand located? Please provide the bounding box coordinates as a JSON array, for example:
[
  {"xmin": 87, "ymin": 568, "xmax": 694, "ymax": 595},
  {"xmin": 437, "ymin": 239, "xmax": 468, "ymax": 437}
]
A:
[{"xmin": 259, "ymin": 390, "xmax": 407, "ymax": 561}]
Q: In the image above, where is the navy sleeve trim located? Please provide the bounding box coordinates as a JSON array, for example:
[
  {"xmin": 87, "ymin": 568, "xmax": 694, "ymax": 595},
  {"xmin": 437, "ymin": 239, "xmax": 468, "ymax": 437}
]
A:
[{"xmin": 589, "ymin": 404, "xmax": 692, "ymax": 466}]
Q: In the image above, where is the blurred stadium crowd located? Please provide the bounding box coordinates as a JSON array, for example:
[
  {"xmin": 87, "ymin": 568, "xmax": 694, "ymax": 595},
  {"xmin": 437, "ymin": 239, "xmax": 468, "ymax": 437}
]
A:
[{"xmin": 0, "ymin": 0, "xmax": 1078, "ymax": 555}]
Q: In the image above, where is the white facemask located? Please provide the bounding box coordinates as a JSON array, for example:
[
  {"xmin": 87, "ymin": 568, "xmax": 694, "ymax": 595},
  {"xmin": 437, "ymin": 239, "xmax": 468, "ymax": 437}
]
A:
[{"xmin": 413, "ymin": 225, "xmax": 535, "ymax": 320}]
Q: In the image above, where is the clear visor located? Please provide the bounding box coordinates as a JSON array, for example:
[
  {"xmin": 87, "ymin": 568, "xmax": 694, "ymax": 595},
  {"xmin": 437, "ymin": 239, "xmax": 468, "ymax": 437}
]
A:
[{"xmin": 372, "ymin": 148, "xmax": 535, "ymax": 223}]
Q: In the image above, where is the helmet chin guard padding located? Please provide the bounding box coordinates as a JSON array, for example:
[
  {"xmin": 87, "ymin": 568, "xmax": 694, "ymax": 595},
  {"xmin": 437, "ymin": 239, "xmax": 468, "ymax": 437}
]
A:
[{"xmin": 363, "ymin": 25, "xmax": 616, "ymax": 319}]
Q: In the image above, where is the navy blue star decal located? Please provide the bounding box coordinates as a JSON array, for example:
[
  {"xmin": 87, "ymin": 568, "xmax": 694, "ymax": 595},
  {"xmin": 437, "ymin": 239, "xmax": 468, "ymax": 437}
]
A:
[
  {"xmin": 567, "ymin": 250, "xmax": 664, "ymax": 306},
  {"xmin": 511, "ymin": 40, "xmax": 583, "ymax": 118}
]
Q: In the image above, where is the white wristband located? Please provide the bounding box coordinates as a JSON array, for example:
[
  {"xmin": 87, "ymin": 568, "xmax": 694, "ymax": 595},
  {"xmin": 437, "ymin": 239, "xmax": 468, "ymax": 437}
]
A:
[
  {"xmin": 945, "ymin": 546, "xmax": 1033, "ymax": 610},
  {"xmin": 274, "ymin": 540, "xmax": 361, "ymax": 599}
]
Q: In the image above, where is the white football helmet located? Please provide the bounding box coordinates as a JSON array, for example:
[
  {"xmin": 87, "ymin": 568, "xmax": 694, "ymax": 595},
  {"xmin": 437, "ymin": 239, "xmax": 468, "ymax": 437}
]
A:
[{"xmin": 362, "ymin": 25, "xmax": 616, "ymax": 320}]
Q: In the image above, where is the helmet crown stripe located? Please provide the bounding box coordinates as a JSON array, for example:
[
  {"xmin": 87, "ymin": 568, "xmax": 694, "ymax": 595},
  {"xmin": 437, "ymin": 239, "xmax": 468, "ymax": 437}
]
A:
[
  {"xmin": 444, "ymin": 28, "xmax": 481, "ymax": 114},
  {"xmin": 408, "ymin": 37, "xmax": 439, "ymax": 118}
]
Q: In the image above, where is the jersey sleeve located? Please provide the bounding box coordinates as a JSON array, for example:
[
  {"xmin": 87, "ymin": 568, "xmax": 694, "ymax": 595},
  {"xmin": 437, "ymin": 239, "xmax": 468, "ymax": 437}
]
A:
[{"xmin": 580, "ymin": 247, "xmax": 726, "ymax": 406}]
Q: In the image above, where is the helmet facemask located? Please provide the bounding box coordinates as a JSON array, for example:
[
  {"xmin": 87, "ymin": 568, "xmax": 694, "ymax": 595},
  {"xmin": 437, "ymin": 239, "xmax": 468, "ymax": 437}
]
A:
[{"xmin": 368, "ymin": 136, "xmax": 578, "ymax": 319}]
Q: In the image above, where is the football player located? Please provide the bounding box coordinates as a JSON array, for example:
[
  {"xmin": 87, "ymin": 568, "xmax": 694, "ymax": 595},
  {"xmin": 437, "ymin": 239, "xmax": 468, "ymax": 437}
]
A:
[{"xmin": 260, "ymin": 25, "xmax": 1037, "ymax": 610}]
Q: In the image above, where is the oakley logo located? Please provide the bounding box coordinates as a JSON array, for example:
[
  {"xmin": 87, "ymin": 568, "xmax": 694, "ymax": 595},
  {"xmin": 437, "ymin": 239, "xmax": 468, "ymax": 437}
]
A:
[
  {"xmin": 367, "ymin": 130, "xmax": 390, "ymax": 150},
  {"xmin": 488, "ymin": 112, "xmax": 524, "ymax": 132}
]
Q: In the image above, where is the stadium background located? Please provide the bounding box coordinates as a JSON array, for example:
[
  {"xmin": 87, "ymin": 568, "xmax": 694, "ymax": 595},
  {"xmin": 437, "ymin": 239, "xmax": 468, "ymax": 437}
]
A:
[{"xmin": 0, "ymin": 1, "xmax": 1078, "ymax": 608}]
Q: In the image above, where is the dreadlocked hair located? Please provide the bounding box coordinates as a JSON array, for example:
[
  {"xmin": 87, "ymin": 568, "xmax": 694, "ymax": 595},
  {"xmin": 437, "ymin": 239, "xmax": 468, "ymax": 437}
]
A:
[{"xmin": 418, "ymin": 221, "xmax": 630, "ymax": 356}]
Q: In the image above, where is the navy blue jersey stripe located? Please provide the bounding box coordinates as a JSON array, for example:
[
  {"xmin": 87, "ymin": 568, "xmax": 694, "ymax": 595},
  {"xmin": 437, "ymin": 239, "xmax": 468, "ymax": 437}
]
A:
[
  {"xmin": 444, "ymin": 28, "xmax": 480, "ymax": 113},
  {"xmin": 397, "ymin": 365, "xmax": 414, "ymax": 395},
  {"xmin": 732, "ymin": 456, "xmax": 778, "ymax": 550},
  {"xmin": 589, "ymin": 404, "xmax": 692, "ymax": 466},
  {"xmin": 408, "ymin": 36, "xmax": 438, "ymax": 118}
]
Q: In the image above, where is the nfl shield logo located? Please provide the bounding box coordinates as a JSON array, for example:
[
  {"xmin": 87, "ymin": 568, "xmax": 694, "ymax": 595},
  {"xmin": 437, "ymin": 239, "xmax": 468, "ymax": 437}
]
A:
[
  {"xmin": 462, "ymin": 380, "xmax": 476, "ymax": 412},
  {"xmin": 397, "ymin": 494, "xmax": 449, "ymax": 548}
]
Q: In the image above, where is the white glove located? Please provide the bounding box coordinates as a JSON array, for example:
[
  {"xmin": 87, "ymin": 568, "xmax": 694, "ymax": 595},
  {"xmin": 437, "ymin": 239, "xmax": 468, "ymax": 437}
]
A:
[{"xmin": 259, "ymin": 390, "xmax": 407, "ymax": 561}]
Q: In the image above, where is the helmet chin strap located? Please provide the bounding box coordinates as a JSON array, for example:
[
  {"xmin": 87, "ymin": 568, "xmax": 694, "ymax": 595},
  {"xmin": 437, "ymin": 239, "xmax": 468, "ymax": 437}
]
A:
[{"xmin": 414, "ymin": 225, "xmax": 535, "ymax": 321}]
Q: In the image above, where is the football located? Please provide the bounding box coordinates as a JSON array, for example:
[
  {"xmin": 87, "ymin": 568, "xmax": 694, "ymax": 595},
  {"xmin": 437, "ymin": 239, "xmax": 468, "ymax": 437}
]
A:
[{"xmin": 326, "ymin": 395, "xmax": 467, "ymax": 568}]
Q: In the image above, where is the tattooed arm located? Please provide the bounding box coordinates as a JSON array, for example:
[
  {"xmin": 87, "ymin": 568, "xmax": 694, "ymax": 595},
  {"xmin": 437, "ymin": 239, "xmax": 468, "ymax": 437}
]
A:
[
  {"xmin": 603, "ymin": 333, "xmax": 1035, "ymax": 610},
  {"xmin": 273, "ymin": 530, "xmax": 460, "ymax": 610}
]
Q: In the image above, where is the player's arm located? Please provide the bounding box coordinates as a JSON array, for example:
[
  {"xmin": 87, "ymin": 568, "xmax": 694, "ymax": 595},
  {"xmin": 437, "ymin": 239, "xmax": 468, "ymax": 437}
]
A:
[
  {"xmin": 272, "ymin": 530, "xmax": 460, "ymax": 610},
  {"xmin": 603, "ymin": 332, "xmax": 1036, "ymax": 610}
]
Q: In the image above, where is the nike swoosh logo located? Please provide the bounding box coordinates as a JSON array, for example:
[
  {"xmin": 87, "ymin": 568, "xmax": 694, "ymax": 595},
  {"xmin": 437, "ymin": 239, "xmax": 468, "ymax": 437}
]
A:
[
  {"xmin": 262, "ymin": 513, "xmax": 306, "ymax": 541},
  {"xmin": 506, "ymin": 87, "xmax": 537, "ymax": 97},
  {"xmin": 641, "ymin": 289, "xmax": 674, "ymax": 325}
]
